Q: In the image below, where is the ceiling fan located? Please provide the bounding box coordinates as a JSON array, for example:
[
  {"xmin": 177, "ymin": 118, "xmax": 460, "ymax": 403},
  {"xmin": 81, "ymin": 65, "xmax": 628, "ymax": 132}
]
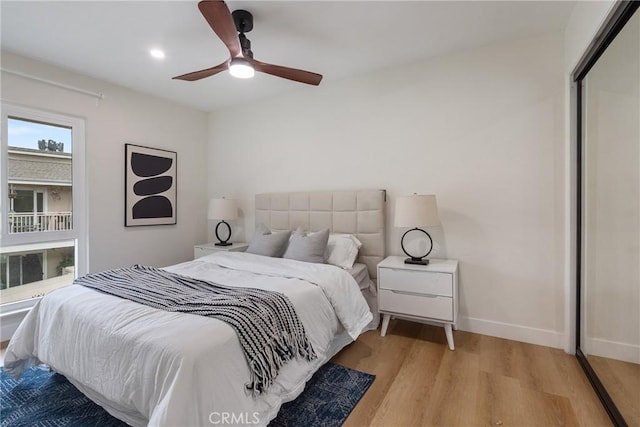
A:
[{"xmin": 173, "ymin": 0, "xmax": 322, "ymax": 86}]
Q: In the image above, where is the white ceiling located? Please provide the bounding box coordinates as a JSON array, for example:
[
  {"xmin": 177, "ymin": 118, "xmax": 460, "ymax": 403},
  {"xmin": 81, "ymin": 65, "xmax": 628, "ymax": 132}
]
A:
[{"xmin": 1, "ymin": 1, "xmax": 575, "ymax": 112}]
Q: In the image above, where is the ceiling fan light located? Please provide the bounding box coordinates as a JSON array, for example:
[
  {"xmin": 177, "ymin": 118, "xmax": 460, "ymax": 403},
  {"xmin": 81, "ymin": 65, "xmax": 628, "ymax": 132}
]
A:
[{"xmin": 229, "ymin": 58, "xmax": 255, "ymax": 79}]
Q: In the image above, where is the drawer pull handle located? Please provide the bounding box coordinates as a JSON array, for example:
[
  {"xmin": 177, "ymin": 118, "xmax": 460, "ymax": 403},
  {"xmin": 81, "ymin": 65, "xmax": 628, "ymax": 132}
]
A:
[{"xmin": 390, "ymin": 290, "xmax": 438, "ymax": 298}]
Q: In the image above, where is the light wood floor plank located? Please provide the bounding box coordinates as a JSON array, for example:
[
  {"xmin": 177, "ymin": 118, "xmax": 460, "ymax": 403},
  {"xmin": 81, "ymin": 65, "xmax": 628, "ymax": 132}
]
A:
[
  {"xmin": 475, "ymin": 371, "xmax": 523, "ymax": 427},
  {"xmin": 518, "ymin": 387, "xmax": 580, "ymax": 426},
  {"xmin": 336, "ymin": 320, "xmax": 422, "ymax": 427},
  {"xmin": 422, "ymin": 347, "xmax": 481, "ymax": 426},
  {"xmin": 549, "ymin": 350, "xmax": 614, "ymax": 427},
  {"xmin": 589, "ymin": 355, "xmax": 640, "ymax": 426},
  {"xmin": 333, "ymin": 320, "xmax": 612, "ymax": 426},
  {"xmin": 369, "ymin": 336, "xmax": 444, "ymax": 426}
]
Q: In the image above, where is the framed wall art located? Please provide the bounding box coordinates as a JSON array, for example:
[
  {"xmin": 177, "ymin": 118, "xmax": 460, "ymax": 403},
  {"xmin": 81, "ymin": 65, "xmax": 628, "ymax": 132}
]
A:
[{"xmin": 125, "ymin": 143, "xmax": 177, "ymax": 226}]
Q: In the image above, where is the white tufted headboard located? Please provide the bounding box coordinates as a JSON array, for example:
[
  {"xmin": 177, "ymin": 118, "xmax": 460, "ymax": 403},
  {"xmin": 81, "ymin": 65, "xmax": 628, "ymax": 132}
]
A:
[{"xmin": 255, "ymin": 190, "xmax": 386, "ymax": 279}]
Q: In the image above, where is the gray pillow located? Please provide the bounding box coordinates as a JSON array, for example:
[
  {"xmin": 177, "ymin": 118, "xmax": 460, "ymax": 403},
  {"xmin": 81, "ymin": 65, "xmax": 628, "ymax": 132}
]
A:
[
  {"xmin": 246, "ymin": 224, "xmax": 291, "ymax": 257},
  {"xmin": 283, "ymin": 228, "xmax": 330, "ymax": 264}
]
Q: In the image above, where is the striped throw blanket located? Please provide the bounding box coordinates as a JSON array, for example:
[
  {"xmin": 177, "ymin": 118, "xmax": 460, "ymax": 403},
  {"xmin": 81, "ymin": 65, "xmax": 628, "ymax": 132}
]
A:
[{"xmin": 75, "ymin": 265, "xmax": 317, "ymax": 395}]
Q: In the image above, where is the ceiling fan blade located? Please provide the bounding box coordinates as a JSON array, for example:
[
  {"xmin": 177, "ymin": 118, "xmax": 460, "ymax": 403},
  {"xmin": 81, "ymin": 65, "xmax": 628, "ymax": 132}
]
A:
[
  {"xmin": 249, "ymin": 59, "xmax": 323, "ymax": 86},
  {"xmin": 172, "ymin": 61, "xmax": 229, "ymax": 81},
  {"xmin": 198, "ymin": 0, "xmax": 242, "ymax": 58}
]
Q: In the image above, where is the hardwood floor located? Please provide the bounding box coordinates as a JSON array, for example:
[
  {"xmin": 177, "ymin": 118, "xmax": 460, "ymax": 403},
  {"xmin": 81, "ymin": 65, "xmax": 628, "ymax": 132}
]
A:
[
  {"xmin": 589, "ymin": 355, "xmax": 640, "ymax": 426},
  {"xmin": 331, "ymin": 320, "xmax": 613, "ymax": 427}
]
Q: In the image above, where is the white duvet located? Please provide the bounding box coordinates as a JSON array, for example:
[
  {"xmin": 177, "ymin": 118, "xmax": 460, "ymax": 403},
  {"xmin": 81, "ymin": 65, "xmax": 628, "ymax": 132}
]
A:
[{"xmin": 4, "ymin": 252, "xmax": 372, "ymax": 427}]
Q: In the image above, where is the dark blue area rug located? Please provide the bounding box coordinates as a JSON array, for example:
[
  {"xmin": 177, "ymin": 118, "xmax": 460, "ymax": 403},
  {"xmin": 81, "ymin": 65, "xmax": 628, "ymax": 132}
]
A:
[
  {"xmin": 269, "ymin": 362, "xmax": 375, "ymax": 427},
  {"xmin": 1, "ymin": 362, "xmax": 374, "ymax": 427},
  {"xmin": 0, "ymin": 366, "xmax": 125, "ymax": 427}
]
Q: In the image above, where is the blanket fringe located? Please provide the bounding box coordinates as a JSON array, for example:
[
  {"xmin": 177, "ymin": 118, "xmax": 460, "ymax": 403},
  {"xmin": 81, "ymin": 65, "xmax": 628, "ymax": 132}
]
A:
[{"xmin": 245, "ymin": 331, "xmax": 316, "ymax": 396}]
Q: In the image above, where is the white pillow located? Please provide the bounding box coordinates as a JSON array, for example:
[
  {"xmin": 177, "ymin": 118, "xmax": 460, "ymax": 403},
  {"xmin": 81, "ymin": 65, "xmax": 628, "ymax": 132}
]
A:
[{"xmin": 324, "ymin": 234, "xmax": 362, "ymax": 269}]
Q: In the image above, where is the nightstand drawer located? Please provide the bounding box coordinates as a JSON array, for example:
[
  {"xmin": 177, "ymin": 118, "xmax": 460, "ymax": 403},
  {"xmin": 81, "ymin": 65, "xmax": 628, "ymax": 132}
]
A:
[
  {"xmin": 379, "ymin": 289, "xmax": 453, "ymax": 321},
  {"xmin": 379, "ymin": 268, "xmax": 452, "ymax": 297}
]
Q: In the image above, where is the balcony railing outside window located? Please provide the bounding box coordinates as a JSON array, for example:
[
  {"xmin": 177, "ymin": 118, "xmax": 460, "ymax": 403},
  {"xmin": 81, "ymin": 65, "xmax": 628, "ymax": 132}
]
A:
[{"xmin": 8, "ymin": 212, "xmax": 72, "ymax": 233}]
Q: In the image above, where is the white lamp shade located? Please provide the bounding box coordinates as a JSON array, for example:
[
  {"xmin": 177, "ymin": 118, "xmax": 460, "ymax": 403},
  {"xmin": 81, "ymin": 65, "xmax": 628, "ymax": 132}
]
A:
[
  {"xmin": 208, "ymin": 198, "xmax": 238, "ymax": 220},
  {"xmin": 394, "ymin": 195, "xmax": 440, "ymax": 228}
]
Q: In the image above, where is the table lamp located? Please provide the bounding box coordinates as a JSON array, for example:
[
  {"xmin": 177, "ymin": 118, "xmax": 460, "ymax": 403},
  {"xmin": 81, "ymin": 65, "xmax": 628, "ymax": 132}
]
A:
[
  {"xmin": 208, "ymin": 198, "xmax": 238, "ymax": 246},
  {"xmin": 394, "ymin": 194, "xmax": 440, "ymax": 265}
]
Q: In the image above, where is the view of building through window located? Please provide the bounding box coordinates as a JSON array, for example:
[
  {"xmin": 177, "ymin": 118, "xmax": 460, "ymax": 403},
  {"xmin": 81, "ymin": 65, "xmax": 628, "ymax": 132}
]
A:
[
  {"xmin": 2, "ymin": 117, "xmax": 76, "ymax": 304},
  {"xmin": 1, "ymin": 245, "xmax": 75, "ymax": 301}
]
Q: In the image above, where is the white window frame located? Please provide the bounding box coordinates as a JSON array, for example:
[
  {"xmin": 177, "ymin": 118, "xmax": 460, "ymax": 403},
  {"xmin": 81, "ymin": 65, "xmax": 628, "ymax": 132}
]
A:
[{"xmin": 1, "ymin": 102, "xmax": 87, "ymax": 310}]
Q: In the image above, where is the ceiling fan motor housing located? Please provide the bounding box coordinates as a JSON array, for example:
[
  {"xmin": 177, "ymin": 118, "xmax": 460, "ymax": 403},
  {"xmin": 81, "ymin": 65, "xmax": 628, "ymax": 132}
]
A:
[
  {"xmin": 232, "ymin": 10, "xmax": 254, "ymax": 58},
  {"xmin": 232, "ymin": 10, "xmax": 253, "ymax": 33}
]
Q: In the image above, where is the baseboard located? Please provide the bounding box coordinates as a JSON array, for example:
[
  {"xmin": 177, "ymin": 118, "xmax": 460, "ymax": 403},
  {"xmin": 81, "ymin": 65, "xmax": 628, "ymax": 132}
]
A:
[
  {"xmin": 586, "ymin": 337, "xmax": 640, "ymax": 364},
  {"xmin": 457, "ymin": 316, "xmax": 565, "ymax": 349}
]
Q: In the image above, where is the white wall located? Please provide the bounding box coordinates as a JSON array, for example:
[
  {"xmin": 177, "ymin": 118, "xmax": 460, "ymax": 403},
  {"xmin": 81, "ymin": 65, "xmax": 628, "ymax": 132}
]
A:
[
  {"xmin": 208, "ymin": 33, "xmax": 567, "ymax": 348},
  {"xmin": 1, "ymin": 51, "xmax": 209, "ymax": 272}
]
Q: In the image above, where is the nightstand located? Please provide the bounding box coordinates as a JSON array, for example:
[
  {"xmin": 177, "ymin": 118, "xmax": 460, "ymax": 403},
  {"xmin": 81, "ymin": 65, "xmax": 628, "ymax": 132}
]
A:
[
  {"xmin": 377, "ymin": 256, "xmax": 459, "ymax": 350},
  {"xmin": 194, "ymin": 242, "xmax": 249, "ymax": 259}
]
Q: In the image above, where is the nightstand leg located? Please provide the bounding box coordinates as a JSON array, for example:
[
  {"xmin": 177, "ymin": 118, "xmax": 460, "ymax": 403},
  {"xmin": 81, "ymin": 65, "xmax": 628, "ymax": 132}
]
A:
[
  {"xmin": 381, "ymin": 314, "xmax": 391, "ymax": 337},
  {"xmin": 444, "ymin": 323, "xmax": 455, "ymax": 350}
]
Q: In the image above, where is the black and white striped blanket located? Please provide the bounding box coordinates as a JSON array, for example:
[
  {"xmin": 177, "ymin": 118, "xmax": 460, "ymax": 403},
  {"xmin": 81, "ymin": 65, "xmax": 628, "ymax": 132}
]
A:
[{"xmin": 75, "ymin": 265, "xmax": 317, "ymax": 395}]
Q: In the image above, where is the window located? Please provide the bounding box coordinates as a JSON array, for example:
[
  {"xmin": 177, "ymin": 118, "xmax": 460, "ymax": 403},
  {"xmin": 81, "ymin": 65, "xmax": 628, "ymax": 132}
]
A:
[{"xmin": 1, "ymin": 104, "xmax": 86, "ymax": 308}]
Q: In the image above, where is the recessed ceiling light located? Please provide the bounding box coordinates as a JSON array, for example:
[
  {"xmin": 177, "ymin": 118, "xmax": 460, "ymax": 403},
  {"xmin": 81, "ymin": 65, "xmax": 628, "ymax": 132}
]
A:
[{"xmin": 150, "ymin": 49, "xmax": 165, "ymax": 60}]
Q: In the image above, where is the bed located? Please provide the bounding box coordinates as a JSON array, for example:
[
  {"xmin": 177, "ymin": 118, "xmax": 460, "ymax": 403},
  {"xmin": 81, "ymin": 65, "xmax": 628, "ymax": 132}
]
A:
[{"xmin": 4, "ymin": 189, "xmax": 385, "ymax": 426}]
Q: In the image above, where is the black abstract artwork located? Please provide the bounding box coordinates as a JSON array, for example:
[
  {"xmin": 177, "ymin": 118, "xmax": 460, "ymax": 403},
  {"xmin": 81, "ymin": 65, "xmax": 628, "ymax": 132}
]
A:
[{"xmin": 125, "ymin": 144, "xmax": 177, "ymax": 226}]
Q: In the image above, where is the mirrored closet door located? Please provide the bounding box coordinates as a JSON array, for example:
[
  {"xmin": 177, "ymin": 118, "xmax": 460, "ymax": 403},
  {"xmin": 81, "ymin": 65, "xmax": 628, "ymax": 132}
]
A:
[{"xmin": 576, "ymin": 3, "xmax": 639, "ymax": 426}]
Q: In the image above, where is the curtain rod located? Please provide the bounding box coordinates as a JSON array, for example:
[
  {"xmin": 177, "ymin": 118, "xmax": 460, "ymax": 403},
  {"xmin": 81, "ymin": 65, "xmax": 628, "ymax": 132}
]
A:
[{"xmin": 1, "ymin": 68, "xmax": 105, "ymax": 100}]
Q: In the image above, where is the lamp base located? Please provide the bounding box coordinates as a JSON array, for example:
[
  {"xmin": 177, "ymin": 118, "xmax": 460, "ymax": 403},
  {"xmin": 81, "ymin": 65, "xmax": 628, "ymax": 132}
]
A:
[
  {"xmin": 404, "ymin": 257, "xmax": 429, "ymax": 266},
  {"xmin": 214, "ymin": 220, "xmax": 232, "ymax": 247},
  {"xmin": 400, "ymin": 228, "xmax": 433, "ymax": 266}
]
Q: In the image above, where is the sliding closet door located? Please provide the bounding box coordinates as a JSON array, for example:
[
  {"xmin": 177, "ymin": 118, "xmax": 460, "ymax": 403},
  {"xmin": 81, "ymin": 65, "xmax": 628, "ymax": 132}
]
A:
[{"xmin": 577, "ymin": 4, "xmax": 639, "ymax": 426}]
